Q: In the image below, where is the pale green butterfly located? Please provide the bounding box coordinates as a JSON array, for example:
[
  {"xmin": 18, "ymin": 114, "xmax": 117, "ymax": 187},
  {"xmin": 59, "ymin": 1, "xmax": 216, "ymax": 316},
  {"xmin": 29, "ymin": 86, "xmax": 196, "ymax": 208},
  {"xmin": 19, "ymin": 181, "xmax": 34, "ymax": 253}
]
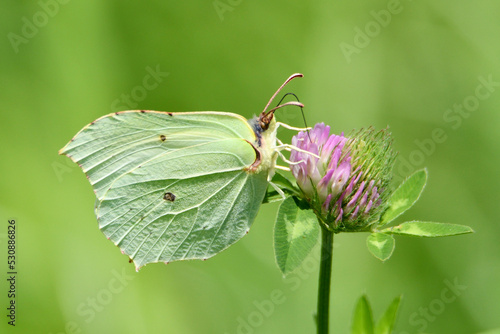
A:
[{"xmin": 59, "ymin": 73, "xmax": 306, "ymax": 270}]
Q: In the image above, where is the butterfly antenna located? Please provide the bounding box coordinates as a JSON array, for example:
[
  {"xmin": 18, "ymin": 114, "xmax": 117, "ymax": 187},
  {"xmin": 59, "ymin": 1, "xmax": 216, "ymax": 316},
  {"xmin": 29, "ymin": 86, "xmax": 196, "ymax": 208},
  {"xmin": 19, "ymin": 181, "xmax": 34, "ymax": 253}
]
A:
[
  {"xmin": 265, "ymin": 101, "xmax": 304, "ymax": 115},
  {"xmin": 261, "ymin": 73, "xmax": 303, "ymax": 116},
  {"xmin": 274, "ymin": 92, "xmax": 311, "ymax": 140},
  {"xmin": 274, "ymin": 92, "xmax": 299, "ymax": 107}
]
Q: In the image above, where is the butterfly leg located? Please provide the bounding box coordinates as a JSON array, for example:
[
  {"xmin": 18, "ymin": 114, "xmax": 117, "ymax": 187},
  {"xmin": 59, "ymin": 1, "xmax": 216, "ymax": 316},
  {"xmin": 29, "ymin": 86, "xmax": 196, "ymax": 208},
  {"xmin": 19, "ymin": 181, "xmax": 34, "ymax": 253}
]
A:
[
  {"xmin": 269, "ymin": 181, "xmax": 286, "ymax": 200},
  {"xmin": 276, "ymin": 138, "xmax": 319, "ymax": 158},
  {"xmin": 275, "ymin": 144, "xmax": 320, "ymax": 159},
  {"xmin": 277, "ymin": 150, "xmax": 303, "ymax": 165},
  {"xmin": 276, "ymin": 122, "xmax": 311, "ymax": 132},
  {"xmin": 274, "ymin": 165, "xmax": 291, "ymax": 172}
]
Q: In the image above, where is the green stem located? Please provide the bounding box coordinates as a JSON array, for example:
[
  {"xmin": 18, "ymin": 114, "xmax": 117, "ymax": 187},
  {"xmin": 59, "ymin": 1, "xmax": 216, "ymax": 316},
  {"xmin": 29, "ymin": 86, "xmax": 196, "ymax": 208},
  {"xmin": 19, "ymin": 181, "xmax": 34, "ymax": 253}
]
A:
[{"xmin": 317, "ymin": 226, "xmax": 334, "ymax": 334}]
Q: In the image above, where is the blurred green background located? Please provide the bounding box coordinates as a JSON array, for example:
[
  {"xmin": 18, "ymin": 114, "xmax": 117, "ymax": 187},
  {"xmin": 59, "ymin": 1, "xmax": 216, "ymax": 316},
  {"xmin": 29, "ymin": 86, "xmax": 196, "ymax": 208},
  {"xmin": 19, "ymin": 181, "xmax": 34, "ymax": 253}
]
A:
[{"xmin": 1, "ymin": 1, "xmax": 499, "ymax": 333}]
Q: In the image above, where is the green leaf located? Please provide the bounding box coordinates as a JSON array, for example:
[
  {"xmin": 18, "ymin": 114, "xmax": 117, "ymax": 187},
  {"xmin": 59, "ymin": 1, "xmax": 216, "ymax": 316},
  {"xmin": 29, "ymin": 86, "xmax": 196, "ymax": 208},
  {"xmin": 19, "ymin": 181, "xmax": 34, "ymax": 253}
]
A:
[
  {"xmin": 271, "ymin": 171, "xmax": 302, "ymax": 196},
  {"xmin": 381, "ymin": 169, "xmax": 428, "ymax": 225},
  {"xmin": 262, "ymin": 189, "xmax": 284, "ymax": 204},
  {"xmin": 351, "ymin": 295, "xmax": 374, "ymax": 334},
  {"xmin": 274, "ymin": 197, "xmax": 319, "ymax": 276},
  {"xmin": 366, "ymin": 233, "xmax": 395, "ymax": 261},
  {"xmin": 374, "ymin": 295, "xmax": 402, "ymax": 334},
  {"xmin": 263, "ymin": 172, "xmax": 302, "ymax": 204},
  {"xmin": 381, "ymin": 221, "xmax": 474, "ymax": 237}
]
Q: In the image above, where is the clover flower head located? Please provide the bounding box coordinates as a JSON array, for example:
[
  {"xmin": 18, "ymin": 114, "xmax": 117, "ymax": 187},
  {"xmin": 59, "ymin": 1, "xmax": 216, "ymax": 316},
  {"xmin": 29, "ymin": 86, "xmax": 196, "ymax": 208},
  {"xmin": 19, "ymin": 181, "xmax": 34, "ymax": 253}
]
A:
[{"xmin": 290, "ymin": 123, "xmax": 396, "ymax": 232}]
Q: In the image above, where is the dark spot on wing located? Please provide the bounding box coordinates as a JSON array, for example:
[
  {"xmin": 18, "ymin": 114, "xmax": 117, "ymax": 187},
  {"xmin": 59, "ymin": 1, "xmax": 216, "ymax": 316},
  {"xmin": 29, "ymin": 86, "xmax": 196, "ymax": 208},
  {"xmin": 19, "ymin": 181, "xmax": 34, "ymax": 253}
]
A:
[
  {"xmin": 167, "ymin": 112, "xmax": 173, "ymax": 116},
  {"xmin": 140, "ymin": 110, "xmax": 146, "ymax": 113},
  {"xmin": 163, "ymin": 192, "xmax": 176, "ymax": 202},
  {"xmin": 128, "ymin": 258, "xmax": 133, "ymax": 263},
  {"xmin": 160, "ymin": 134, "xmax": 166, "ymax": 141},
  {"xmin": 115, "ymin": 112, "xmax": 119, "ymax": 115}
]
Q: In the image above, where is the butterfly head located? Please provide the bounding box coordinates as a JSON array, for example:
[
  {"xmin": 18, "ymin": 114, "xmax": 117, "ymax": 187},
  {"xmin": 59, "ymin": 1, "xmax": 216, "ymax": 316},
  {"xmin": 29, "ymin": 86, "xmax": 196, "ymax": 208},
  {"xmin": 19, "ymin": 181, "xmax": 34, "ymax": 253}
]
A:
[{"xmin": 246, "ymin": 74, "xmax": 304, "ymax": 177}]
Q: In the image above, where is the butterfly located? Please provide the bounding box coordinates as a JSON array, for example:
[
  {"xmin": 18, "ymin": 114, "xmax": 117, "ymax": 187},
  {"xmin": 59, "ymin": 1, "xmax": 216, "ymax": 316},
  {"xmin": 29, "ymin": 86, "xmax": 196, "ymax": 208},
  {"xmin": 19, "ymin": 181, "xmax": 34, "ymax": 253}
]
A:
[{"xmin": 59, "ymin": 73, "xmax": 305, "ymax": 270}]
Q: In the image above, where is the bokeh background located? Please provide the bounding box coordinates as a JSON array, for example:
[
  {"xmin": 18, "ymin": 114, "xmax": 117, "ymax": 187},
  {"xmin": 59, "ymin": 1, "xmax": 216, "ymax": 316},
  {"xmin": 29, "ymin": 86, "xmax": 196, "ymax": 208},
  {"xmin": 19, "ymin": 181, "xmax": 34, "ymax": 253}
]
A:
[{"xmin": 1, "ymin": 1, "xmax": 499, "ymax": 333}]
